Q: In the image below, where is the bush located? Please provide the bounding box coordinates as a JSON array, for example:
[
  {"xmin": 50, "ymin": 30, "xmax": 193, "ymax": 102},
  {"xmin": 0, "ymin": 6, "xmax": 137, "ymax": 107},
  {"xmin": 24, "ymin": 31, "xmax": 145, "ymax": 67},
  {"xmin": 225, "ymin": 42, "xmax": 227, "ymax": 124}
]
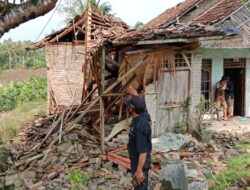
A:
[{"xmin": 0, "ymin": 77, "xmax": 47, "ymax": 111}]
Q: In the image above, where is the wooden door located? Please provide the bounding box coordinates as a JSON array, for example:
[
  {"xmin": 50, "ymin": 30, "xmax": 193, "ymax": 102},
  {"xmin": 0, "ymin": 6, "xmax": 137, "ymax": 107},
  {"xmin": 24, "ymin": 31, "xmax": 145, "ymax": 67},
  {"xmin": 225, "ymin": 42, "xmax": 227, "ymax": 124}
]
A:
[{"xmin": 155, "ymin": 68, "xmax": 190, "ymax": 136}]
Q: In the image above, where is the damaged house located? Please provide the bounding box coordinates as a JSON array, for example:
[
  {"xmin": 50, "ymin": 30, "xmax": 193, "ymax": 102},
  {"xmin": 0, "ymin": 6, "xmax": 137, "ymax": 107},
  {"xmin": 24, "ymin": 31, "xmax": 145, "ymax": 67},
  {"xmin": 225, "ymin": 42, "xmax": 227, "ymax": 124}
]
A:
[
  {"xmin": 30, "ymin": 3, "xmax": 242, "ymax": 145},
  {"xmin": 145, "ymin": 0, "xmax": 250, "ymax": 117},
  {"xmin": 5, "ymin": 2, "xmax": 247, "ymax": 189},
  {"xmin": 112, "ymin": 0, "xmax": 249, "ymax": 135}
]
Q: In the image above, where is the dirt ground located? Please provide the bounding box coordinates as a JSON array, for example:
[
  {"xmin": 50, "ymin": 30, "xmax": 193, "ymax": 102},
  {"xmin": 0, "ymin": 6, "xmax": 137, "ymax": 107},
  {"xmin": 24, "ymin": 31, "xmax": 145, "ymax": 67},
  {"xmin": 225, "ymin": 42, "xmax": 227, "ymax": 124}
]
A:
[
  {"xmin": 0, "ymin": 68, "xmax": 46, "ymax": 83},
  {"xmin": 205, "ymin": 116, "xmax": 250, "ymax": 134}
]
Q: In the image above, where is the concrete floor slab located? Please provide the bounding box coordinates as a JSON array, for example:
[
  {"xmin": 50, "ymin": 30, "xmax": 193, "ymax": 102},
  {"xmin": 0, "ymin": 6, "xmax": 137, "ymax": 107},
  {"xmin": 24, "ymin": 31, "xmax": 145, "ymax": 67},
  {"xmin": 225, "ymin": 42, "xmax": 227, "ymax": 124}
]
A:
[{"xmin": 204, "ymin": 116, "xmax": 250, "ymax": 134}]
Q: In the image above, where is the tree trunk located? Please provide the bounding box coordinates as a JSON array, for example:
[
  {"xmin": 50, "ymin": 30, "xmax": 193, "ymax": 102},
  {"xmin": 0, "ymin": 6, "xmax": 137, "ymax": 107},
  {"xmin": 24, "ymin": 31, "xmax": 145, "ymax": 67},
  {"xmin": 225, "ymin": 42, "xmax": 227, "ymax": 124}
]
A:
[{"xmin": 0, "ymin": 0, "xmax": 58, "ymax": 37}]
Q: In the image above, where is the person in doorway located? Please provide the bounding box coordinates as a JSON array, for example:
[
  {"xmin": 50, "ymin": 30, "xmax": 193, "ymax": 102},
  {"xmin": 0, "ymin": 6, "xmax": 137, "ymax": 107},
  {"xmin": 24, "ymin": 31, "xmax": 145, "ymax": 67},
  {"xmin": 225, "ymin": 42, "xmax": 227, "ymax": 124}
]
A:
[
  {"xmin": 215, "ymin": 76, "xmax": 228, "ymax": 121},
  {"xmin": 225, "ymin": 76, "xmax": 234, "ymax": 118},
  {"xmin": 124, "ymin": 95, "xmax": 152, "ymax": 190}
]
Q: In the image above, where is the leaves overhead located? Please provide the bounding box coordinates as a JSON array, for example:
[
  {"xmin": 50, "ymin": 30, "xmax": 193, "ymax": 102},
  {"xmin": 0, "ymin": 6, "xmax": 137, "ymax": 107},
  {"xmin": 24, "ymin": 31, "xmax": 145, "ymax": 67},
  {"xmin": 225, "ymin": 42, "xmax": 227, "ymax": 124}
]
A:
[{"xmin": 58, "ymin": 0, "xmax": 112, "ymax": 23}]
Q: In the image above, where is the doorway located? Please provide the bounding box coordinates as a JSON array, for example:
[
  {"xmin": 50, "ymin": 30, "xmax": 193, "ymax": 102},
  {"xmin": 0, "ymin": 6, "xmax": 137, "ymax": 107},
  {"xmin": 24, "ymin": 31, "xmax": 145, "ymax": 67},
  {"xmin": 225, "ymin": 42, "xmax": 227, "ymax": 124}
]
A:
[{"xmin": 224, "ymin": 58, "xmax": 246, "ymax": 116}]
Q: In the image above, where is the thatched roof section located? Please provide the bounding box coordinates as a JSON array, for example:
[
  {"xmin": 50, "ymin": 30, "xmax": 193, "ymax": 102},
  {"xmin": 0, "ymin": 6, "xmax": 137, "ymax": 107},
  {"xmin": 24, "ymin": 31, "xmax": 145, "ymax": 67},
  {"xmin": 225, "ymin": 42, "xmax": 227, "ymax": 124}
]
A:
[{"xmin": 28, "ymin": 5, "xmax": 129, "ymax": 50}]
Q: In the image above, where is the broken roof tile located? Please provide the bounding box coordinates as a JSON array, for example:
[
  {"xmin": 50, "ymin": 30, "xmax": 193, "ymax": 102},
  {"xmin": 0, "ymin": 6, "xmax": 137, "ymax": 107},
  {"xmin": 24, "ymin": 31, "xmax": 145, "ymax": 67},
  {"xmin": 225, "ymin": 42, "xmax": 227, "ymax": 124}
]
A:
[{"xmin": 115, "ymin": 23, "xmax": 228, "ymax": 42}]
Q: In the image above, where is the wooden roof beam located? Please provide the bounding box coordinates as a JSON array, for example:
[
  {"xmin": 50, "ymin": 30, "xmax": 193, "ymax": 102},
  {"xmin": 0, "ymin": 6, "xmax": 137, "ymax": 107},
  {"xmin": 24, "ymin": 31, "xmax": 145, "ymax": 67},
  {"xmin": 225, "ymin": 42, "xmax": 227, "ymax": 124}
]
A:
[
  {"xmin": 49, "ymin": 17, "xmax": 86, "ymax": 43},
  {"xmin": 76, "ymin": 25, "xmax": 85, "ymax": 35}
]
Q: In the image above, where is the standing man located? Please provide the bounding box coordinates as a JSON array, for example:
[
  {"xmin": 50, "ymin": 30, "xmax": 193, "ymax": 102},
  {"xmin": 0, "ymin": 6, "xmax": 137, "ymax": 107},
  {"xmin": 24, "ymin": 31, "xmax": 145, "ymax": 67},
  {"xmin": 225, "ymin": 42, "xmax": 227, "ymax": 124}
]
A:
[
  {"xmin": 225, "ymin": 76, "xmax": 234, "ymax": 118},
  {"xmin": 125, "ymin": 95, "xmax": 152, "ymax": 190},
  {"xmin": 215, "ymin": 76, "xmax": 228, "ymax": 121},
  {"xmin": 127, "ymin": 86, "xmax": 151, "ymax": 123}
]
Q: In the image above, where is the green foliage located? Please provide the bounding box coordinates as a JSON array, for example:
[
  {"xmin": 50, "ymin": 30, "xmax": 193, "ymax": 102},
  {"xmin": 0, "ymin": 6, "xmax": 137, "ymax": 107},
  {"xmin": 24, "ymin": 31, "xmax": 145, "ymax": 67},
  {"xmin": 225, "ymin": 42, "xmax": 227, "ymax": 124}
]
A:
[
  {"xmin": 0, "ymin": 39, "xmax": 45, "ymax": 70},
  {"xmin": 69, "ymin": 169, "xmax": 92, "ymax": 190},
  {"xmin": 173, "ymin": 121, "xmax": 186, "ymax": 134},
  {"xmin": 0, "ymin": 77, "xmax": 47, "ymax": 111},
  {"xmin": 173, "ymin": 97, "xmax": 191, "ymax": 134},
  {"xmin": 237, "ymin": 141, "xmax": 250, "ymax": 148},
  {"xmin": 192, "ymin": 95, "xmax": 213, "ymax": 141},
  {"xmin": 134, "ymin": 21, "xmax": 144, "ymax": 29},
  {"xmin": 210, "ymin": 153, "xmax": 250, "ymax": 190},
  {"xmin": 58, "ymin": 0, "xmax": 112, "ymax": 23}
]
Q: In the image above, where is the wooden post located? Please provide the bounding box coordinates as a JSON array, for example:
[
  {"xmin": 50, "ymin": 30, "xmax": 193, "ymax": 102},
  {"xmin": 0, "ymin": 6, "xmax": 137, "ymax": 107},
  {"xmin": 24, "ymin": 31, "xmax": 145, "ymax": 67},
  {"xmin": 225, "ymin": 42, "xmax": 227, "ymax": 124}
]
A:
[
  {"xmin": 82, "ymin": 5, "xmax": 92, "ymax": 99},
  {"xmin": 100, "ymin": 46, "xmax": 105, "ymax": 153},
  {"xmin": 53, "ymin": 55, "xmax": 149, "ymax": 142}
]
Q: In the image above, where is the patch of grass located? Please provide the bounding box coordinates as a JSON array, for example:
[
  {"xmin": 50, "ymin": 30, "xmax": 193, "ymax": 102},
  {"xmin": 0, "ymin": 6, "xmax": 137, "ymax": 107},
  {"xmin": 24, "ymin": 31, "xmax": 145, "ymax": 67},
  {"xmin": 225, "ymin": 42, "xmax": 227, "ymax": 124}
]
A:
[
  {"xmin": 206, "ymin": 162, "xmax": 213, "ymax": 168},
  {"xmin": 0, "ymin": 101, "xmax": 46, "ymax": 143},
  {"xmin": 237, "ymin": 141, "xmax": 250, "ymax": 149},
  {"xmin": 69, "ymin": 168, "xmax": 92, "ymax": 190},
  {"xmin": 210, "ymin": 153, "xmax": 250, "ymax": 190}
]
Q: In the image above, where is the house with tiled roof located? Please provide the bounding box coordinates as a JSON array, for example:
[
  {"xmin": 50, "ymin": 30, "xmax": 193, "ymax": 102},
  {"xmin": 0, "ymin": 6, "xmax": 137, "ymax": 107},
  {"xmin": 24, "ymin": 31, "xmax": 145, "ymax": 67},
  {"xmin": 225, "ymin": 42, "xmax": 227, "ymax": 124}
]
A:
[
  {"xmin": 29, "ymin": 1, "xmax": 248, "ymax": 138},
  {"xmin": 143, "ymin": 0, "xmax": 250, "ymax": 118},
  {"xmin": 111, "ymin": 0, "xmax": 249, "ymax": 136}
]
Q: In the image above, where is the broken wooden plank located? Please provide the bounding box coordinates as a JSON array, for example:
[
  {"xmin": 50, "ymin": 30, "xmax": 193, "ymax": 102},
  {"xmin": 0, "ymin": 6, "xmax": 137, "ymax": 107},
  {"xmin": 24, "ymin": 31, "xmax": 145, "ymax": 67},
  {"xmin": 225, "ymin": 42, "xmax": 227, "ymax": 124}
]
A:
[
  {"xmin": 100, "ymin": 46, "xmax": 106, "ymax": 153},
  {"xmin": 47, "ymin": 55, "xmax": 149, "ymax": 148},
  {"xmin": 106, "ymin": 58, "xmax": 120, "ymax": 68},
  {"xmin": 181, "ymin": 53, "xmax": 192, "ymax": 71},
  {"xmin": 49, "ymin": 17, "xmax": 86, "ymax": 43},
  {"xmin": 105, "ymin": 118, "xmax": 132, "ymax": 142}
]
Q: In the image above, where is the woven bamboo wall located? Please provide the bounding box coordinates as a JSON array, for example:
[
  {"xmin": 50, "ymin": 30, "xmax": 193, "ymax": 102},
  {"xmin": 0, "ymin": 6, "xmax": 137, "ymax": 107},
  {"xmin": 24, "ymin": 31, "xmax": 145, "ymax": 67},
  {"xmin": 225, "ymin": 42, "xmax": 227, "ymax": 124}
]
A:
[{"xmin": 45, "ymin": 43, "xmax": 85, "ymax": 113}]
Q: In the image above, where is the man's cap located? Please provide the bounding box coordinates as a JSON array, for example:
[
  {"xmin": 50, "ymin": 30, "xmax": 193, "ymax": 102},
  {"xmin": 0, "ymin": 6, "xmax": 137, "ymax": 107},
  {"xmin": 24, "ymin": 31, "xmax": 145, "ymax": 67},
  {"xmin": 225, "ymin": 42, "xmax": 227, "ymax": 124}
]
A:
[{"xmin": 124, "ymin": 96, "xmax": 145, "ymax": 114}]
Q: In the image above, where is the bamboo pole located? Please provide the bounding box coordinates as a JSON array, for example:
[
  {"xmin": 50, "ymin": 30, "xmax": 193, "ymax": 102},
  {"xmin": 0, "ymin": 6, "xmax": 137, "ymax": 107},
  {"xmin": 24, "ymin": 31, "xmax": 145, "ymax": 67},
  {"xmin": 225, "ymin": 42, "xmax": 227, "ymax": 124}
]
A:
[
  {"xmin": 100, "ymin": 47, "xmax": 105, "ymax": 153},
  {"xmin": 46, "ymin": 55, "xmax": 149, "ymax": 148}
]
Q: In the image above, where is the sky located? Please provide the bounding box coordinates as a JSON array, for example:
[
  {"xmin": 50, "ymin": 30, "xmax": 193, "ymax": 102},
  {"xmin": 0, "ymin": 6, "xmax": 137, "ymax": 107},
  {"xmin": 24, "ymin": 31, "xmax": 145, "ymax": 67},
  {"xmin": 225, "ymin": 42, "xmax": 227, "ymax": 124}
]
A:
[{"xmin": 0, "ymin": 0, "xmax": 183, "ymax": 42}]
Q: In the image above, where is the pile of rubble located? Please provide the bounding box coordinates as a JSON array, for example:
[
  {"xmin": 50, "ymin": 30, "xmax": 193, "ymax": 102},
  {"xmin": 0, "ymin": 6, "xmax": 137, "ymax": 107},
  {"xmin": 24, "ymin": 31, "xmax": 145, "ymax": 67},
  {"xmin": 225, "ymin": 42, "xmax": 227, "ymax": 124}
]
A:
[
  {"xmin": 1, "ymin": 111, "xmax": 162, "ymax": 190},
  {"xmin": 0, "ymin": 107, "xmax": 248, "ymax": 190},
  {"xmin": 151, "ymin": 130, "xmax": 248, "ymax": 190},
  {"xmin": 0, "ymin": 113, "xmax": 128, "ymax": 189}
]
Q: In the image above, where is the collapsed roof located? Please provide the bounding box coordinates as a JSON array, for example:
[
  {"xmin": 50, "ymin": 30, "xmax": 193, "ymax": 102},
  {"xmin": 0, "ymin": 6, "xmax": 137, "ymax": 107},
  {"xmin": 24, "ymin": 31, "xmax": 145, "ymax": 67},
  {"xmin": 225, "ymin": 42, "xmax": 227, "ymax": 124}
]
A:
[
  {"xmin": 129, "ymin": 0, "xmax": 249, "ymax": 48},
  {"xmin": 29, "ymin": 0, "xmax": 244, "ymax": 50},
  {"xmin": 114, "ymin": 23, "xmax": 236, "ymax": 44},
  {"xmin": 28, "ymin": 6, "xmax": 129, "ymax": 51}
]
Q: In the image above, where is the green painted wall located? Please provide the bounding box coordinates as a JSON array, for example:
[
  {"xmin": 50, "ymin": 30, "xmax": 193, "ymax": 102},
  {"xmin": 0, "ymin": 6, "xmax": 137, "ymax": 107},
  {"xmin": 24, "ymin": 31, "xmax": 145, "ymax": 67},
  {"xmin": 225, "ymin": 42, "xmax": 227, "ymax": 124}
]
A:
[{"xmin": 198, "ymin": 48, "xmax": 250, "ymax": 116}]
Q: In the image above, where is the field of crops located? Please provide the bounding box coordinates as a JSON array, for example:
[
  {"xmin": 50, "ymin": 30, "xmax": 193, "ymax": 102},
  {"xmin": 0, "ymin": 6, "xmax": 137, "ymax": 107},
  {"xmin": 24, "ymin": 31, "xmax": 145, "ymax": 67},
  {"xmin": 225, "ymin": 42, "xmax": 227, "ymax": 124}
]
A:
[{"xmin": 0, "ymin": 77, "xmax": 47, "ymax": 111}]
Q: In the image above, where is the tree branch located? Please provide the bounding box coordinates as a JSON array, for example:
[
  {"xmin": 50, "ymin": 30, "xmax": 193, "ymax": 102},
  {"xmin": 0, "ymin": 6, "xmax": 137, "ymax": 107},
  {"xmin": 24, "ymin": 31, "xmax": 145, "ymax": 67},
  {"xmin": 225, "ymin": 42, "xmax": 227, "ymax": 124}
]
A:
[{"xmin": 0, "ymin": 0, "xmax": 58, "ymax": 37}]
